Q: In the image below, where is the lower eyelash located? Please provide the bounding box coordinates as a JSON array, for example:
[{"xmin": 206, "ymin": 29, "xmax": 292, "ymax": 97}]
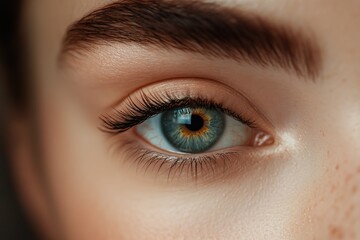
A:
[{"xmin": 120, "ymin": 140, "xmax": 242, "ymax": 183}]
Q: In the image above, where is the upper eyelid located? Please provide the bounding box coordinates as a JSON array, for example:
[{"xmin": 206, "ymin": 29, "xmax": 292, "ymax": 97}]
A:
[
  {"xmin": 100, "ymin": 94, "xmax": 257, "ymax": 134},
  {"xmin": 99, "ymin": 78, "xmax": 275, "ymax": 135}
]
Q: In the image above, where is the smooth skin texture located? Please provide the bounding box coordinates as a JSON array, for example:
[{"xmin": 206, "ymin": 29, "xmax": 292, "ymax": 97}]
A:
[{"xmin": 12, "ymin": 0, "xmax": 360, "ymax": 239}]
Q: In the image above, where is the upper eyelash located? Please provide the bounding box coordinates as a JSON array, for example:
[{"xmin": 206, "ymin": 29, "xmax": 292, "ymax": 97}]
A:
[{"xmin": 100, "ymin": 90, "xmax": 257, "ymax": 133}]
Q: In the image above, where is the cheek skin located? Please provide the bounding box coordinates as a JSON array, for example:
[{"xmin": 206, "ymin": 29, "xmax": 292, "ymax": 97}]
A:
[
  {"xmin": 293, "ymin": 148, "xmax": 360, "ymax": 239},
  {"xmin": 318, "ymin": 160, "xmax": 360, "ymax": 239}
]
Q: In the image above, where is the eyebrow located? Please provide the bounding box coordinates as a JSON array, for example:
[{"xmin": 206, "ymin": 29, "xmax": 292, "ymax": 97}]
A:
[{"xmin": 61, "ymin": 0, "xmax": 322, "ymax": 79}]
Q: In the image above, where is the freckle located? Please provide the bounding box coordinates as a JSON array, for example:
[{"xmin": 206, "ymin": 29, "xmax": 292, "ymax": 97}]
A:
[
  {"xmin": 335, "ymin": 164, "xmax": 340, "ymax": 171},
  {"xmin": 352, "ymin": 185, "xmax": 357, "ymax": 193},
  {"xmin": 329, "ymin": 225, "xmax": 344, "ymax": 239},
  {"xmin": 357, "ymin": 166, "xmax": 360, "ymax": 174}
]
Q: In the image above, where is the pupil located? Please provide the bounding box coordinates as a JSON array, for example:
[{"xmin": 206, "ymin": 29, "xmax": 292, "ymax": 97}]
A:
[
  {"xmin": 185, "ymin": 114, "xmax": 204, "ymax": 131},
  {"xmin": 161, "ymin": 108, "xmax": 225, "ymax": 153}
]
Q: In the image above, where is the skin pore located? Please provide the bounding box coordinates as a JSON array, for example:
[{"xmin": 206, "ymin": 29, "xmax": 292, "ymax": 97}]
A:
[{"xmin": 13, "ymin": 0, "xmax": 360, "ymax": 239}]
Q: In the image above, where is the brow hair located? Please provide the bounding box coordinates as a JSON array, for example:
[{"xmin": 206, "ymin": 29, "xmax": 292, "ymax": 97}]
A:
[{"xmin": 61, "ymin": 0, "xmax": 322, "ymax": 79}]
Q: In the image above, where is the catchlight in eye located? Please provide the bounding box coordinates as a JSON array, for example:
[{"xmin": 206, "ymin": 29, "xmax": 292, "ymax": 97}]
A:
[{"xmin": 161, "ymin": 107, "xmax": 225, "ymax": 153}]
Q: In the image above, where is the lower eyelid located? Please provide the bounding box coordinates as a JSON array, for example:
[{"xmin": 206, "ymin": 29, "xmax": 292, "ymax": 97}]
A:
[
  {"xmin": 121, "ymin": 141, "xmax": 246, "ymax": 184},
  {"xmin": 112, "ymin": 132, "xmax": 275, "ymax": 185}
]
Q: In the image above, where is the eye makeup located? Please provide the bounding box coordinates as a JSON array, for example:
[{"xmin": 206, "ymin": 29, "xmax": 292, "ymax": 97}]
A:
[{"xmin": 99, "ymin": 79, "xmax": 275, "ymax": 183}]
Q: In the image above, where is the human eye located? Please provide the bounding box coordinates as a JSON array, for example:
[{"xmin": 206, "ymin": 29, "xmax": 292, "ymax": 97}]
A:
[
  {"xmin": 136, "ymin": 97, "xmax": 275, "ymax": 155},
  {"xmin": 100, "ymin": 79, "xmax": 275, "ymax": 183}
]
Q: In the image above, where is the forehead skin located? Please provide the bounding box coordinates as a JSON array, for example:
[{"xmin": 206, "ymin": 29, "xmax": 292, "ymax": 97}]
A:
[{"xmin": 20, "ymin": 0, "xmax": 360, "ymax": 239}]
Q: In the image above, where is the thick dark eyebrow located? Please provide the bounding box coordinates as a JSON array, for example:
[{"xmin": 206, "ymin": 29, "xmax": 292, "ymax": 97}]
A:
[{"xmin": 60, "ymin": 0, "xmax": 322, "ymax": 79}]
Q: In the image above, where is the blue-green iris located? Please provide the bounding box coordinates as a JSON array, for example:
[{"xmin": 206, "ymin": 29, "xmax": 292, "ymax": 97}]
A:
[{"xmin": 161, "ymin": 107, "xmax": 225, "ymax": 153}]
